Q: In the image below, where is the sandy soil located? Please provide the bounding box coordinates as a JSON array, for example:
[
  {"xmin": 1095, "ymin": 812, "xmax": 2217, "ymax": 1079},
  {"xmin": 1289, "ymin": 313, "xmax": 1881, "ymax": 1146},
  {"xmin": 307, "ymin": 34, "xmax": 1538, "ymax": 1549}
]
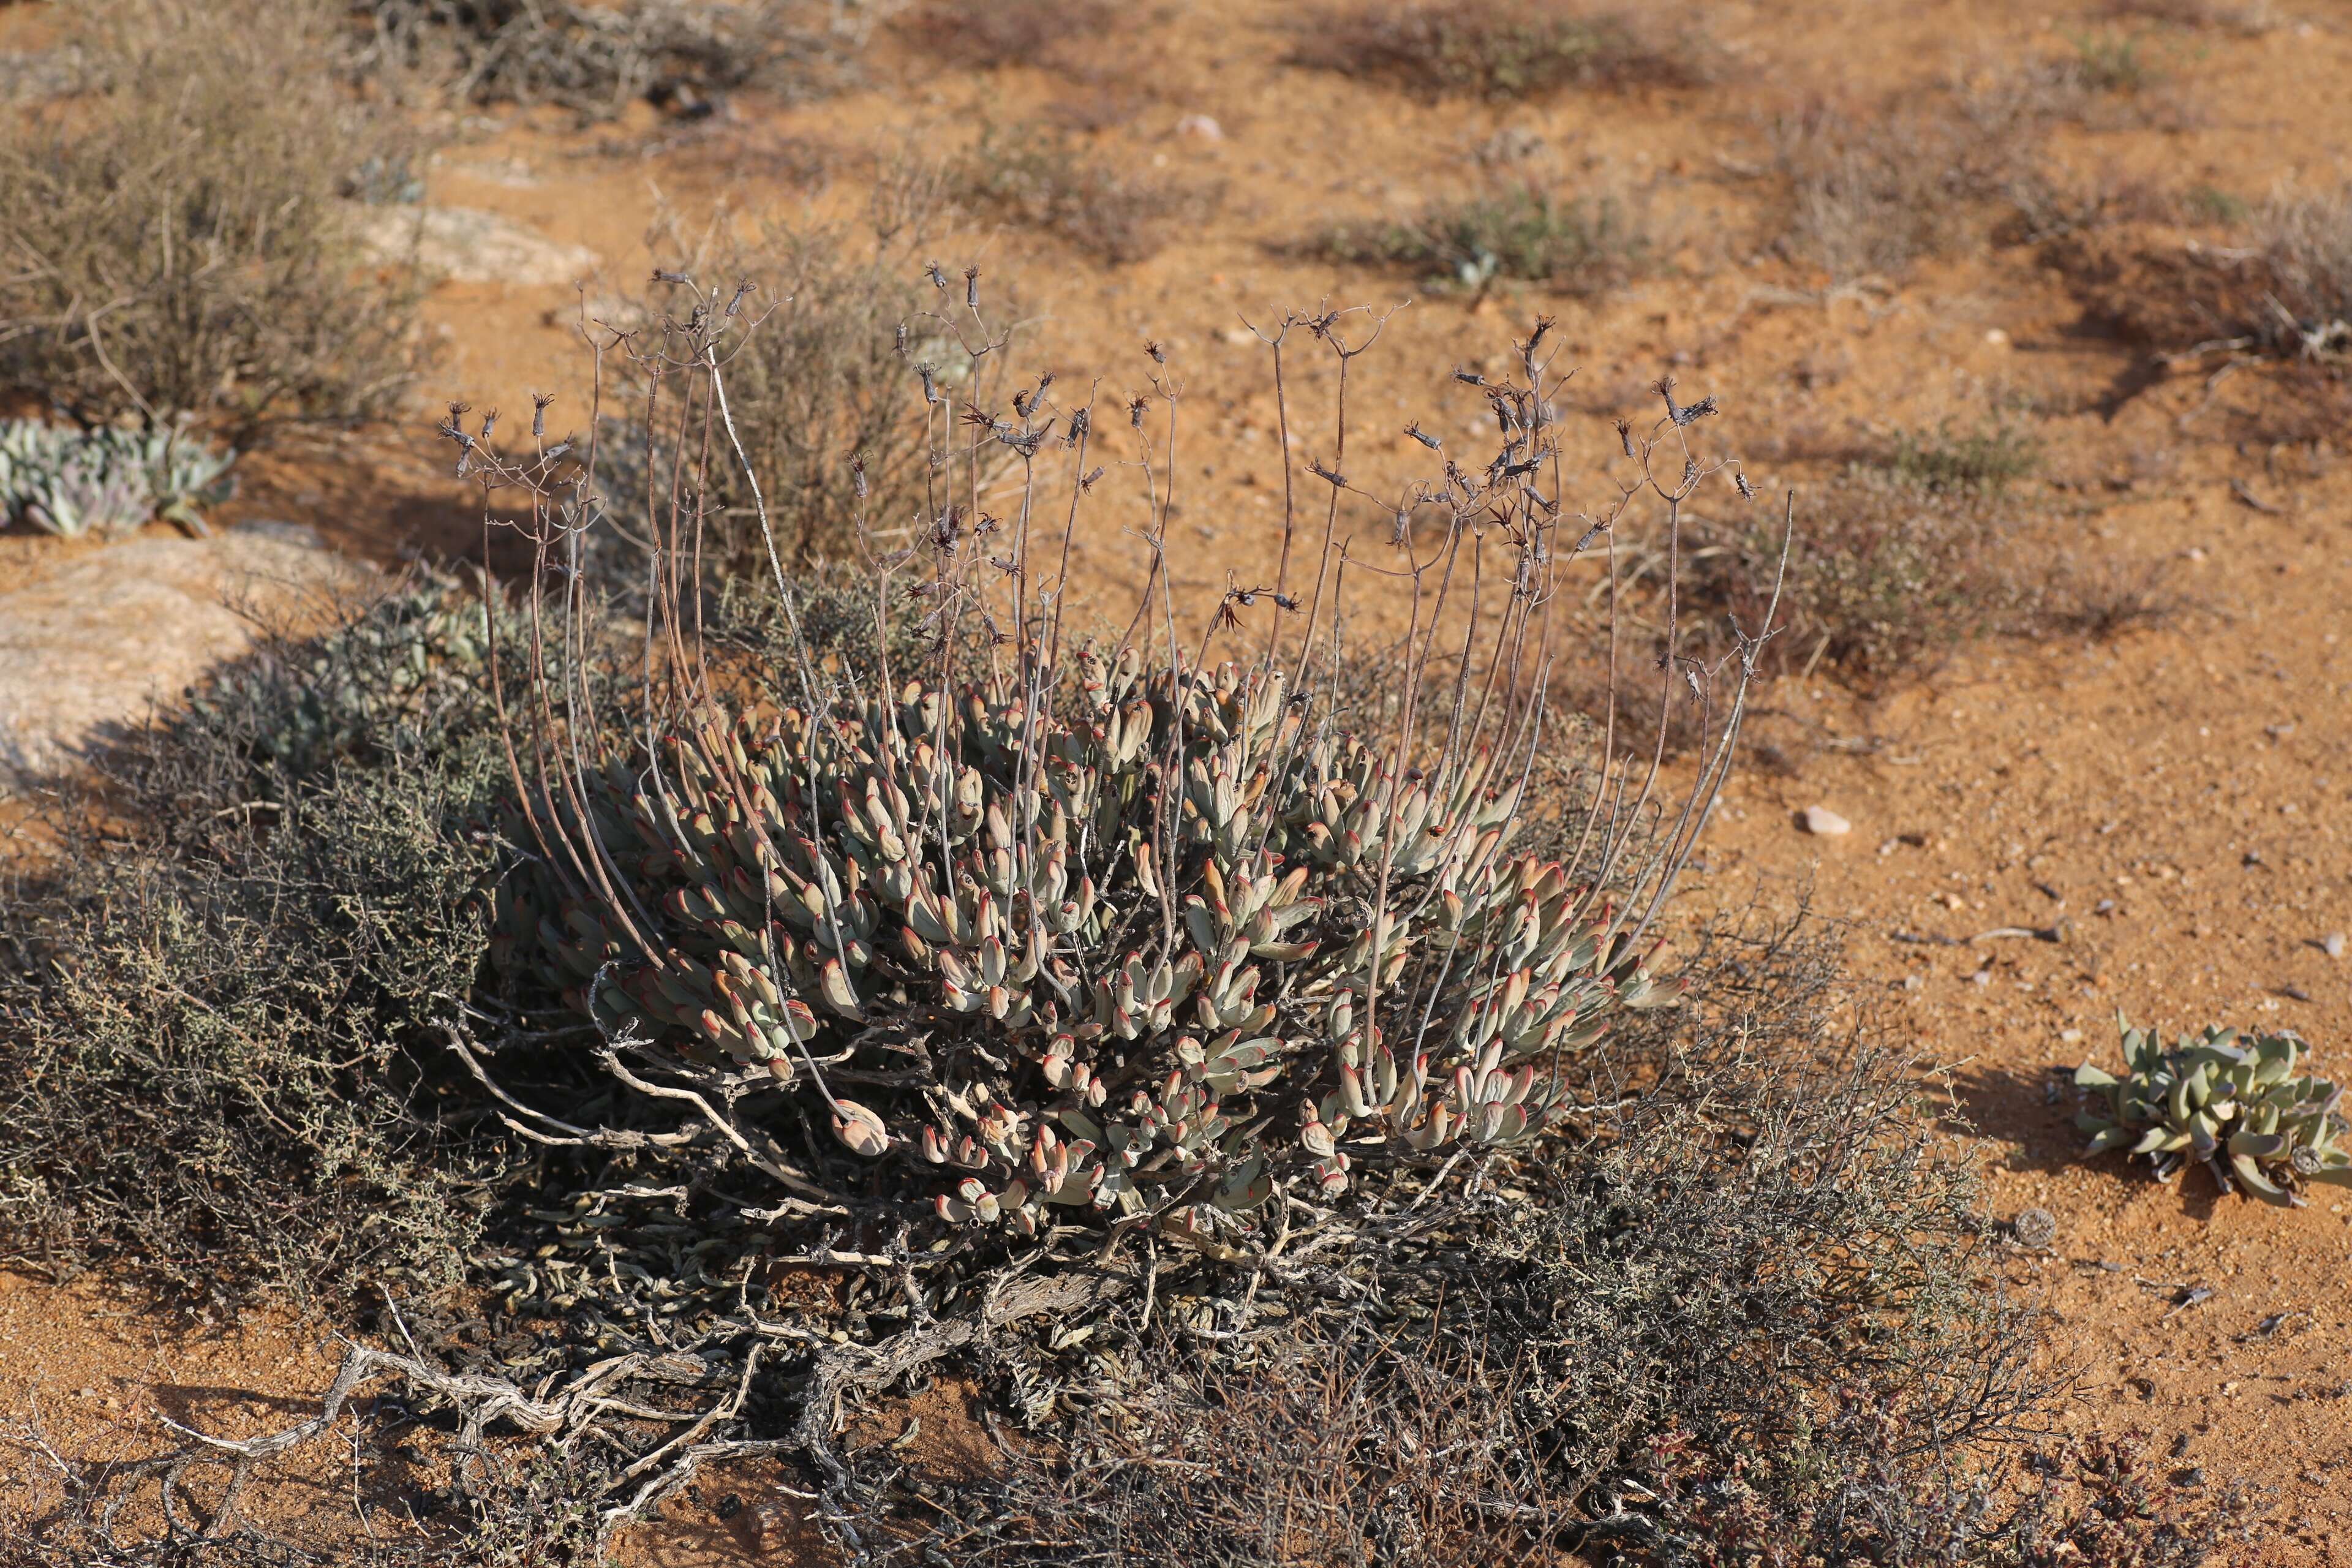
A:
[{"xmin": 4, "ymin": 0, "xmax": 2350, "ymax": 1560}]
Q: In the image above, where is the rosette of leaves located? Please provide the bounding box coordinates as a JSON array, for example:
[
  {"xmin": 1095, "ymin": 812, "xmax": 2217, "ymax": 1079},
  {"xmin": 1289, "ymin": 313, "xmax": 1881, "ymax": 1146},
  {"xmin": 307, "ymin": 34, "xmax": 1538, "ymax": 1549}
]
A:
[
  {"xmin": 0, "ymin": 418, "xmax": 236, "ymax": 538},
  {"xmin": 494, "ymin": 648, "xmax": 1678, "ymax": 1242},
  {"xmin": 2073, "ymin": 1018, "xmax": 2352, "ymax": 1205}
]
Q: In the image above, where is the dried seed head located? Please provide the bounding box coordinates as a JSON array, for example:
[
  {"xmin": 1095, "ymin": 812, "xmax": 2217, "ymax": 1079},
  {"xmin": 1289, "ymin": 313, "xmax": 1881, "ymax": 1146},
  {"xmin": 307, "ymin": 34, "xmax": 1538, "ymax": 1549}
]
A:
[
  {"xmin": 1144, "ymin": 339, "xmax": 1166, "ymax": 364},
  {"xmin": 1614, "ymin": 418, "xmax": 1635, "ymax": 459},
  {"xmin": 531, "ymin": 392, "xmax": 555, "ymax": 439},
  {"xmin": 925, "ymin": 261, "xmax": 949, "ymax": 290},
  {"xmin": 963, "ymin": 264, "xmax": 979, "ymax": 309},
  {"xmin": 1405, "ymin": 422, "xmax": 1441, "ymax": 450}
]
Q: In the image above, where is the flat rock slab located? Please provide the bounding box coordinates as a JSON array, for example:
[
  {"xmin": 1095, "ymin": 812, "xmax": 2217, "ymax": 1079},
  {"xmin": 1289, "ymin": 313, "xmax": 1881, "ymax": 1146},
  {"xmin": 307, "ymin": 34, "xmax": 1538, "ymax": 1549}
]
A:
[
  {"xmin": 347, "ymin": 204, "xmax": 600, "ymax": 287},
  {"xmin": 0, "ymin": 529, "xmax": 366, "ymax": 791}
]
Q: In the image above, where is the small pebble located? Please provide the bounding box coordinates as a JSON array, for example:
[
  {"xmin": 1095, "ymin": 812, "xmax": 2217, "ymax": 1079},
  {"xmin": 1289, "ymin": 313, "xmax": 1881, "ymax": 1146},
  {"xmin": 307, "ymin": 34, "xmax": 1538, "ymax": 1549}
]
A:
[
  {"xmin": 1801, "ymin": 805, "xmax": 1852, "ymax": 837},
  {"xmin": 2325, "ymin": 932, "xmax": 2346, "ymax": 960},
  {"xmin": 2060, "ymin": 1028, "xmax": 2084, "ymax": 1044},
  {"xmin": 1174, "ymin": 113, "xmax": 1223, "ymax": 141}
]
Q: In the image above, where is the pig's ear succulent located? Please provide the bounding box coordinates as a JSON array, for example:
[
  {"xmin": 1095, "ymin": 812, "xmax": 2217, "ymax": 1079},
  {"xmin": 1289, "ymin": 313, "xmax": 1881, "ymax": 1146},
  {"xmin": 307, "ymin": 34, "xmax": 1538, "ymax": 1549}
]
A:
[
  {"xmin": 492, "ymin": 653, "xmax": 1679, "ymax": 1243},
  {"xmin": 2074, "ymin": 1015, "xmax": 2351, "ymax": 1206}
]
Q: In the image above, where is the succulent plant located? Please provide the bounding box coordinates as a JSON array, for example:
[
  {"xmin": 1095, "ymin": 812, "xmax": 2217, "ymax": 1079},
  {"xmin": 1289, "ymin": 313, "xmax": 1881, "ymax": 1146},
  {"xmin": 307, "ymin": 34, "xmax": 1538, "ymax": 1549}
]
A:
[
  {"xmin": 0, "ymin": 418, "xmax": 236, "ymax": 538},
  {"xmin": 494, "ymin": 649, "xmax": 1678, "ymax": 1240},
  {"xmin": 2074, "ymin": 1017, "xmax": 2352, "ymax": 1205}
]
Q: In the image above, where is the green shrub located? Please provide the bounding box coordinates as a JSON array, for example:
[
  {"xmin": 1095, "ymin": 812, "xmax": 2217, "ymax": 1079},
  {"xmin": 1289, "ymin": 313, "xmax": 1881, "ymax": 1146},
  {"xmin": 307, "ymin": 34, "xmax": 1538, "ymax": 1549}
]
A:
[
  {"xmin": 1888, "ymin": 416, "xmax": 2043, "ymax": 492},
  {"xmin": 1306, "ymin": 184, "xmax": 1650, "ymax": 294}
]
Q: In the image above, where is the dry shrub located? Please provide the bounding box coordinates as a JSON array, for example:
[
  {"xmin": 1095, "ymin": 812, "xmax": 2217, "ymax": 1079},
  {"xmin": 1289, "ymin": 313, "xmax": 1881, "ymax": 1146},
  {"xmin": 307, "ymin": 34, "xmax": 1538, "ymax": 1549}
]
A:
[
  {"xmin": 902, "ymin": 0, "xmax": 1117, "ymax": 70},
  {"xmin": 1965, "ymin": 34, "xmax": 2186, "ymax": 134},
  {"xmin": 0, "ymin": 0, "xmax": 421, "ymax": 426},
  {"xmin": 0, "ymin": 583, "xmax": 510, "ymax": 1311},
  {"xmin": 1691, "ymin": 466, "xmax": 2022, "ymax": 683},
  {"xmin": 1999, "ymin": 165, "xmax": 2179, "ymax": 244},
  {"xmin": 909, "ymin": 1336, "xmax": 1566, "ymax": 1566},
  {"xmin": 2063, "ymin": 184, "xmax": 2352, "ymax": 363},
  {"xmin": 1768, "ymin": 47, "xmax": 2181, "ymax": 280},
  {"xmin": 1303, "ymin": 181, "xmax": 1652, "ymax": 294},
  {"xmin": 2097, "ymin": 0, "xmax": 2279, "ymax": 31},
  {"xmin": 1768, "ymin": 102, "xmax": 2000, "ymax": 278},
  {"xmin": 1288, "ymin": 0, "xmax": 1714, "ymax": 100},
  {"xmin": 954, "ymin": 125, "xmax": 1219, "ymax": 265},
  {"xmin": 351, "ymin": 0, "xmax": 872, "ymax": 117},
  {"xmin": 619, "ymin": 187, "xmax": 945, "ymax": 571},
  {"xmin": 2239, "ymin": 184, "xmax": 2352, "ymax": 357}
]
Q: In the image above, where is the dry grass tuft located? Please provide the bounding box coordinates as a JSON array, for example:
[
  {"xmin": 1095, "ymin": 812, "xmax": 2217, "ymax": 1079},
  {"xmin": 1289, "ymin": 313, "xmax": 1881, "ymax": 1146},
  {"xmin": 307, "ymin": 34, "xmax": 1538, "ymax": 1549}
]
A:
[
  {"xmin": 2045, "ymin": 556, "xmax": 2190, "ymax": 643},
  {"xmin": 0, "ymin": 0, "xmax": 421, "ymax": 426},
  {"xmin": 1288, "ymin": 0, "xmax": 1714, "ymax": 100},
  {"xmin": 953, "ymin": 126, "xmax": 1220, "ymax": 265}
]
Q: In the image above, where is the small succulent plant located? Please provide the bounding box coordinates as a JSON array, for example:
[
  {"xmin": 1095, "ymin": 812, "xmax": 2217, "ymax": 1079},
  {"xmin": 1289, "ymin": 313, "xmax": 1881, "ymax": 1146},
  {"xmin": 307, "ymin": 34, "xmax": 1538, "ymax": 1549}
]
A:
[
  {"xmin": 2074, "ymin": 1018, "xmax": 2352, "ymax": 1205},
  {"xmin": 0, "ymin": 418, "xmax": 237, "ymax": 538}
]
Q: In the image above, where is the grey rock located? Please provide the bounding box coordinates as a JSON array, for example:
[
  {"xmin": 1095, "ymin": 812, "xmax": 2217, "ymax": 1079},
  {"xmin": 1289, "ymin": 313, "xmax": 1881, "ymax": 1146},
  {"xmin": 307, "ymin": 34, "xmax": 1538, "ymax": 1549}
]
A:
[
  {"xmin": 346, "ymin": 205, "xmax": 599, "ymax": 288},
  {"xmin": 0, "ymin": 532, "xmax": 366, "ymax": 790}
]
